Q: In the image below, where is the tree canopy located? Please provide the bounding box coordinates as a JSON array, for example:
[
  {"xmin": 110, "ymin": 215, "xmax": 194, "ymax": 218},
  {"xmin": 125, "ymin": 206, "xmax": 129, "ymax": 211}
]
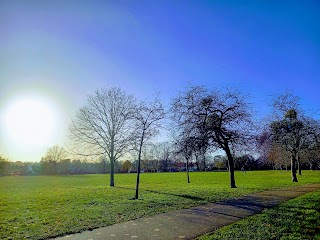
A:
[{"xmin": 171, "ymin": 85, "xmax": 254, "ymax": 188}]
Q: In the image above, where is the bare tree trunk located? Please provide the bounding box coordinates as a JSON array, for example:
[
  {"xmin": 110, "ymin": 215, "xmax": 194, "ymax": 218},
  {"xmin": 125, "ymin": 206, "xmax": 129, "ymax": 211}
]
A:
[
  {"xmin": 110, "ymin": 140, "xmax": 115, "ymax": 187},
  {"xmin": 157, "ymin": 160, "xmax": 159, "ymax": 172},
  {"xmin": 135, "ymin": 158, "xmax": 141, "ymax": 199},
  {"xmin": 186, "ymin": 157, "xmax": 190, "ymax": 184},
  {"xmin": 110, "ymin": 159, "xmax": 115, "ymax": 187},
  {"xmin": 225, "ymin": 144, "xmax": 237, "ymax": 188},
  {"xmin": 202, "ymin": 154, "xmax": 206, "ymax": 171},
  {"xmin": 195, "ymin": 153, "xmax": 200, "ymax": 171},
  {"xmin": 53, "ymin": 161, "xmax": 56, "ymax": 175},
  {"xmin": 135, "ymin": 131, "xmax": 145, "ymax": 199},
  {"xmin": 102, "ymin": 159, "xmax": 107, "ymax": 174},
  {"xmin": 291, "ymin": 155, "xmax": 298, "ymax": 182},
  {"xmin": 297, "ymin": 156, "xmax": 302, "ymax": 175},
  {"xmin": 195, "ymin": 154, "xmax": 200, "ymax": 172}
]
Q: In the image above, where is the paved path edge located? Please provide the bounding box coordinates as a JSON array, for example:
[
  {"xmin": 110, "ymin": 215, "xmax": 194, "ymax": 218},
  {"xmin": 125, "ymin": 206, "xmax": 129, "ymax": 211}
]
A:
[{"xmin": 54, "ymin": 183, "xmax": 320, "ymax": 240}]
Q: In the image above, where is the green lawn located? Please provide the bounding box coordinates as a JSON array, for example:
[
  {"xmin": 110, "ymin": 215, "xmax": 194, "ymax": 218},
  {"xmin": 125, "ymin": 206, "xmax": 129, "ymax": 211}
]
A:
[
  {"xmin": 199, "ymin": 190, "xmax": 320, "ymax": 240},
  {"xmin": 0, "ymin": 171, "xmax": 319, "ymax": 239}
]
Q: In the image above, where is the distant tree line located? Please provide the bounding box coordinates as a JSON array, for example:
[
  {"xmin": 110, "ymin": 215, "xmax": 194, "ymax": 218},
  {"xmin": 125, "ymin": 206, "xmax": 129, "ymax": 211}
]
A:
[{"xmin": 1, "ymin": 145, "xmax": 318, "ymax": 177}]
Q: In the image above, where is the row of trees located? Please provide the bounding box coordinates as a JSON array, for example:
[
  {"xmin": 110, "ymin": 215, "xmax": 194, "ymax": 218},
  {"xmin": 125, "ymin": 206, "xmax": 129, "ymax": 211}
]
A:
[
  {"xmin": 66, "ymin": 86, "xmax": 319, "ymax": 193},
  {"xmin": 2, "ymin": 86, "xmax": 319, "ymax": 198}
]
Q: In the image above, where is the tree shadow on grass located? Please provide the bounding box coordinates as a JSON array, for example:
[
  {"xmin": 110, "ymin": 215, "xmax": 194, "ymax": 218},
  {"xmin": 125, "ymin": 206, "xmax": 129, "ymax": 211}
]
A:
[
  {"xmin": 116, "ymin": 186, "xmax": 205, "ymax": 201},
  {"xmin": 218, "ymin": 194, "xmax": 320, "ymax": 215},
  {"xmin": 218, "ymin": 195, "xmax": 284, "ymax": 213}
]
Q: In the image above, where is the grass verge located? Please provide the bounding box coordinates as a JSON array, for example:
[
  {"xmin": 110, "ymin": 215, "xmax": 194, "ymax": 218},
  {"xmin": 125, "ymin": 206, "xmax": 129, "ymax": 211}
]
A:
[
  {"xmin": 198, "ymin": 190, "xmax": 320, "ymax": 240},
  {"xmin": 0, "ymin": 170, "xmax": 319, "ymax": 239}
]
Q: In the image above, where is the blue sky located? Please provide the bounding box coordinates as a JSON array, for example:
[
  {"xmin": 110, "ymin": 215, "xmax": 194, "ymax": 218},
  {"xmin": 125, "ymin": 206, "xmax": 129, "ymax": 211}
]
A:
[{"xmin": 1, "ymin": 1, "xmax": 319, "ymax": 161}]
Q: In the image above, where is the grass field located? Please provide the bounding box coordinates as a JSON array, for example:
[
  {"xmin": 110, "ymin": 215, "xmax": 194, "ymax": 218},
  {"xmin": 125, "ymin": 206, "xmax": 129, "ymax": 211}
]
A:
[
  {"xmin": 1, "ymin": 170, "xmax": 319, "ymax": 239},
  {"xmin": 199, "ymin": 190, "xmax": 320, "ymax": 240}
]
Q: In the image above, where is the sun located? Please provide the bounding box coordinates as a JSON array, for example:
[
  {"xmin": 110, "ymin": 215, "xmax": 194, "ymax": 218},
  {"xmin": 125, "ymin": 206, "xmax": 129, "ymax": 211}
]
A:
[{"xmin": 3, "ymin": 96, "xmax": 57, "ymax": 149}]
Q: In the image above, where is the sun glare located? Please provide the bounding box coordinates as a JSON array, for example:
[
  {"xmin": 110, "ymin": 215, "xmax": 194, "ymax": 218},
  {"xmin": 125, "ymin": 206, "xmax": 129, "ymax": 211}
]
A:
[{"xmin": 3, "ymin": 96, "xmax": 57, "ymax": 149}]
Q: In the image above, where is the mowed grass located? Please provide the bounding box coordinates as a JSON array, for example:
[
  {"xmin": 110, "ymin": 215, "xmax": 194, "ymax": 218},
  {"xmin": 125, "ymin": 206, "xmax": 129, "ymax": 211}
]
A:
[
  {"xmin": 0, "ymin": 171, "xmax": 319, "ymax": 239},
  {"xmin": 199, "ymin": 190, "xmax": 320, "ymax": 240}
]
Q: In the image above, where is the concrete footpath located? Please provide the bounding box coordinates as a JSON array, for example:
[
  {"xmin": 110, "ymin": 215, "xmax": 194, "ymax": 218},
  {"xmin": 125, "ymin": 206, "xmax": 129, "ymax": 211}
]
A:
[{"xmin": 55, "ymin": 183, "xmax": 320, "ymax": 240}]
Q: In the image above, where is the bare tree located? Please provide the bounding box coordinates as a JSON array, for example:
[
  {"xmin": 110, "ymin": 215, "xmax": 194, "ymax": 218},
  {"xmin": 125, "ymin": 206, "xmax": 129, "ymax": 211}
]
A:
[
  {"xmin": 43, "ymin": 145, "xmax": 67, "ymax": 175},
  {"xmin": 269, "ymin": 91, "xmax": 320, "ymax": 181},
  {"xmin": 272, "ymin": 90, "xmax": 301, "ymax": 119},
  {"xmin": 145, "ymin": 143, "xmax": 159, "ymax": 172},
  {"xmin": 69, "ymin": 87, "xmax": 136, "ymax": 187},
  {"xmin": 267, "ymin": 144, "xmax": 290, "ymax": 171},
  {"xmin": 270, "ymin": 109, "xmax": 305, "ymax": 182},
  {"xmin": 296, "ymin": 117, "xmax": 320, "ymax": 173},
  {"xmin": 214, "ymin": 155, "xmax": 228, "ymax": 170},
  {"xmin": 133, "ymin": 97, "xmax": 165, "ymax": 199},
  {"xmin": 45, "ymin": 145, "xmax": 66, "ymax": 160},
  {"xmin": 155, "ymin": 142, "xmax": 173, "ymax": 172},
  {"xmin": 171, "ymin": 85, "xmax": 254, "ymax": 188},
  {"xmin": 172, "ymin": 131, "xmax": 194, "ymax": 183}
]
